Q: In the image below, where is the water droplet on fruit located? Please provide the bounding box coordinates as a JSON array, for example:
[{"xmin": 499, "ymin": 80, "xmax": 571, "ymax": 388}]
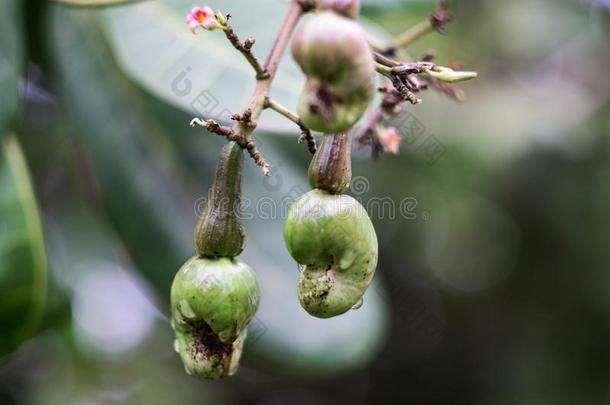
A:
[
  {"xmin": 173, "ymin": 339, "xmax": 180, "ymax": 353},
  {"xmin": 351, "ymin": 297, "xmax": 364, "ymax": 310}
]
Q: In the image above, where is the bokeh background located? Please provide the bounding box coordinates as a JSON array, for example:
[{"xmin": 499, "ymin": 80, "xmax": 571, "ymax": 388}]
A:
[{"xmin": 2, "ymin": 0, "xmax": 610, "ymax": 403}]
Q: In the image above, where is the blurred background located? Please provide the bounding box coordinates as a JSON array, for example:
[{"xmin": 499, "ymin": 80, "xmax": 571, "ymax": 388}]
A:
[{"xmin": 1, "ymin": 0, "xmax": 610, "ymax": 403}]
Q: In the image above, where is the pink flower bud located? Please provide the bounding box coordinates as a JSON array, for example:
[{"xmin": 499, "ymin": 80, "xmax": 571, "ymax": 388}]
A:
[
  {"xmin": 378, "ymin": 127, "xmax": 401, "ymax": 154},
  {"xmin": 186, "ymin": 5, "xmax": 221, "ymax": 33}
]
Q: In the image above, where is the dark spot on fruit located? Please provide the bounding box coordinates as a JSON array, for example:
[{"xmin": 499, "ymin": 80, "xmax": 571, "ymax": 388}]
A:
[{"xmin": 188, "ymin": 320, "xmax": 232, "ymax": 359}]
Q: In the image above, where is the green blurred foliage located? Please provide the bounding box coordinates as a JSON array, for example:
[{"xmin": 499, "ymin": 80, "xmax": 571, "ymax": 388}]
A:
[
  {"xmin": 0, "ymin": 0, "xmax": 23, "ymax": 138},
  {"xmin": 0, "ymin": 135, "xmax": 47, "ymax": 355}
]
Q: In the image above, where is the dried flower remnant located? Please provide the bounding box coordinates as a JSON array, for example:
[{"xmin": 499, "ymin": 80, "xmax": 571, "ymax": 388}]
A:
[{"xmin": 378, "ymin": 126, "xmax": 402, "ymax": 155}]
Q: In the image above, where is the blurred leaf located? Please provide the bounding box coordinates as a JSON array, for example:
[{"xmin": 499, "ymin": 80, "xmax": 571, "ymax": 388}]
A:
[
  {"xmin": 50, "ymin": 5, "xmax": 389, "ymax": 374},
  {"xmin": 0, "ymin": 0, "xmax": 23, "ymax": 137},
  {"xmin": 0, "ymin": 134, "xmax": 48, "ymax": 356},
  {"xmin": 49, "ymin": 6, "xmax": 195, "ymax": 294}
]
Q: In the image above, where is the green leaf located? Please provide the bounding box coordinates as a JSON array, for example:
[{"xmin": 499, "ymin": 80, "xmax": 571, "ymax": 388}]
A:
[
  {"xmin": 0, "ymin": 0, "xmax": 23, "ymax": 138},
  {"xmin": 0, "ymin": 134, "xmax": 48, "ymax": 356},
  {"xmin": 54, "ymin": 0, "xmax": 145, "ymax": 7}
]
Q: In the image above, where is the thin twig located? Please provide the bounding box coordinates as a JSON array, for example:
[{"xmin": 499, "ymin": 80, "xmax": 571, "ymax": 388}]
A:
[
  {"xmin": 379, "ymin": 0, "xmax": 453, "ymax": 54},
  {"xmin": 393, "ymin": 19, "xmax": 433, "ymax": 49},
  {"xmin": 376, "ymin": 60, "xmax": 436, "ymax": 105},
  {"xmin": 374, "ymin": 52, "xmax": 401, "ymax": 67},
  {"xmin": 264, "ymin": 97, "xmax": 316, "ymax": 154},
  {"xmin": 222, "ymin": 27, "xmax": 268, "ymax": 79},
  {"xmin": 390, "ymin": 61, "xmax": 435, "ymax": 75},
  {"xmin": 190, "ymin": 118, "xmax": 270, "ymax": 175},
  {"xmin": 375, "ymin": 63, "xmax": 393, "ymax": 77},
  {"xmin": 376, "ymin": 61, "xmax": 435, "ymax": 76}
]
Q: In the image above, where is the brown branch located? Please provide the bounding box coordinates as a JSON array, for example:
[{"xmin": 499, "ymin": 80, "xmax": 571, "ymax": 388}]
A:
[
  {"xmin": 264, "ymin": 97, "xmax": 316, "ymax": 154},
  {"xmin": 377, "ymin": 60, "xmax": 435, "ymax": 76},
  {"xmin": 298, "ymin": 129, "xmax": 317, "ymax": 155},
  {"xmin": 375, "ymin": 57, "xmax": 469, "ymax": 104},
  {"xmin": 191, "ymin": 0, "xmax": 310, "ymax": 175},
  {"xmin": 374, "ymin": 52, "xmax": 401, "ymax": 67},
  {"xmin": 222, "ymin": 26, "xmax": 268, "ymax": 79},
  {"xmin": 375, "ymin": 55, "xmax": 439, "ymax": 105},
  {"xmin": 190, "ymin": 118, "xmax": 270, "ymax": 175}
]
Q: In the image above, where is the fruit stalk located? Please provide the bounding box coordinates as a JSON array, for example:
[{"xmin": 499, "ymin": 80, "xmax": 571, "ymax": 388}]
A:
[
  {"xmin": 308, "ymin": 133, "xmax": 352, "ymax": 194},
  {"xmin": 195, "ymin": 141, "xmax": 245, "ymax": 258}
]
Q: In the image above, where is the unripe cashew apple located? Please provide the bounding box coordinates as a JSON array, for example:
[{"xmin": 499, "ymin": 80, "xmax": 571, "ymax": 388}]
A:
[
  {"xmin": 317, "ymin": 0, "xmax": 360, "ymax": 19},
  {"xmin": 292, "ymin": 11, "xmax": 375, "ymax": 134},
  {"xmin": 284, "ymin": 189, "xmax": 378, "ymax": 318},
  {"xmin": 171, "ymin": 257, "xmax": 260, "ymax": 379}
]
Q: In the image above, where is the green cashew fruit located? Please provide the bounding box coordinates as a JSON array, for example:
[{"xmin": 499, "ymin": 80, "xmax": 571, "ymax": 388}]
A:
[
  {"xmin": 172, "ymin": 141, "xmax": 259, "ymax": 379},
  {"xmin": 284, "ymin": 189, "xmax": 378, "ymax": 318},
  {"xmin": 317, "ymin": 0, "xmax": 360, "ymax": 19},
  {"xmin": 292, "ymin": 11, "xmax": 375, "ymax": 134},
  {"xmin": 171, "ymin": 256, "xmax": 260, "ymax": 379}
]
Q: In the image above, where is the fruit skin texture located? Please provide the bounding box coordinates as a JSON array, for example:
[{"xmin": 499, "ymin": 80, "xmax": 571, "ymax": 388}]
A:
[
  {"xmin": 195, "ymin": 141, "xmax": 245, "ymax": 258},
  {"xmin": 292, "ymin": 12, "xmax": 375, "ymax": 134},
  {"xmin": 317, "ymin": 0, "xmax": 360, "ymax": 19},
  {"xmin": 284, "ymin": 189, "xmax": 378, "ymax": 318},
  {"xmin": 171, "ymin": 256, "xmax": 260, "ymax": 379}
]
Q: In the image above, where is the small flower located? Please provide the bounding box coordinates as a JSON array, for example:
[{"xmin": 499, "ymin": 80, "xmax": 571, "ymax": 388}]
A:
[
  {"xmin": 186, "ymin": 6, "xmax": 223, "ymax": 33},
  {"xmin": 378, "ymin": 126, "xmax": 402, "ymax": 155}
]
